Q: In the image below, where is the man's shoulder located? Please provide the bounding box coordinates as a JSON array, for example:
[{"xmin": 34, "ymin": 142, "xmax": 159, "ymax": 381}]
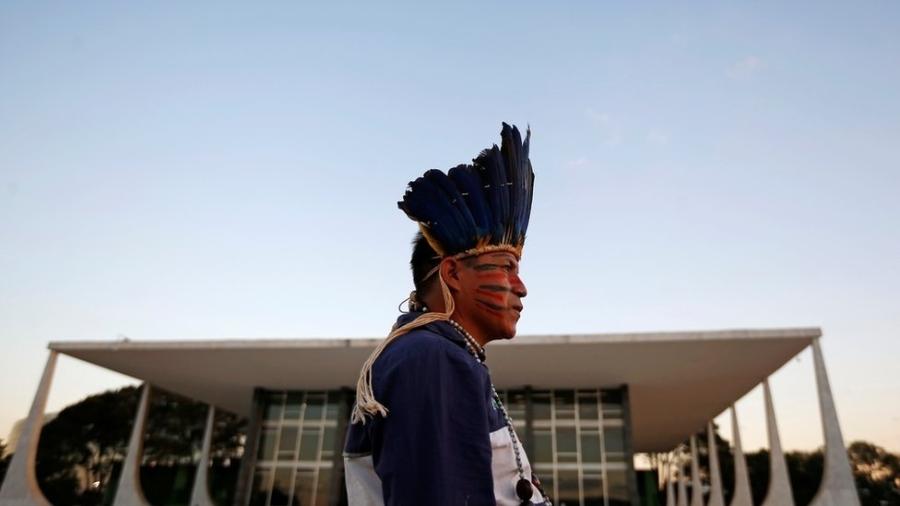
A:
[{"xmin": 379, "ymin": 325, "xmax": 464, "ymax": 364}]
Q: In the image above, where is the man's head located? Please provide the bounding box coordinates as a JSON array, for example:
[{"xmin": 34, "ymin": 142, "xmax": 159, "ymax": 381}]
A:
[{"xmin": 411, "ymin": 233, "xmax": 527, "ymax": 345}]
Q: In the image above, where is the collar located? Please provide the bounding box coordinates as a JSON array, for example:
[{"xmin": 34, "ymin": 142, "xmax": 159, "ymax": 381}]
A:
[{"xmin": 393, "ymin": 311, "xmax": 469, "ymax": 350}]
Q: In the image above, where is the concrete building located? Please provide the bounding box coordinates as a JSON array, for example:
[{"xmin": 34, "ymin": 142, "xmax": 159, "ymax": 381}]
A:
[{"xmin": 0, "ymin": 327, "xmax": 859, "ymax": 506}]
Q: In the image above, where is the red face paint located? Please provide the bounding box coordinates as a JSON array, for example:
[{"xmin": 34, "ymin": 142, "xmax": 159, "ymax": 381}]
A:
[{"xmin": 475, "ymin": 288, "xmax": 507, "ymax": 304}]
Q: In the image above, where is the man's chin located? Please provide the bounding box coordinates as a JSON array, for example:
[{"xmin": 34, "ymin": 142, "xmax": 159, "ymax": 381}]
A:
[{"xmin": 493, "ymin": 325, "xmax": 518, "ymax": 341}]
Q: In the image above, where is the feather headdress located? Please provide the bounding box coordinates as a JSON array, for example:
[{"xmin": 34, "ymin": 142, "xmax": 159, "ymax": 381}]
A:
[
  {"xmin": 398, "ymin": 122, "xmax": 534, "ymax": 259},
  {"xmin": 352, "ymin": 122, "xmax": 535, "ymax": 424}
]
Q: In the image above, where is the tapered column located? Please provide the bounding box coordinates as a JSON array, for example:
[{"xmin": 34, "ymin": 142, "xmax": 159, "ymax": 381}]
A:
[
  {"xmin": 665, "ymin": 457, "xmax": 676, "ymax": 506},
  {"xmin": 190, "ymin": 406, "xmax": 217, "ymax": 506},
  {"xmin": 113, "ymin": 384, "xmax": 152, "ymax": 506},
  {"xmin": 729, "ymin": 406, "xmax": 753, "ymax": 506},
  {"xmin": 677, "ymin": 455, "xmax": 688, "ymax": 506},
  {"xmin": 0, "ymin": 351, "xmax": 57, "ymax": 506},
  {"xmin": 706, "ymin": 422, "xmax": 725, "ymax": 506},
  {"xmin": 761, "ymin": 379, "xmax": 794, "ymax": 506},
  {"xmin": 809, "ymin": 338, "xmax": 860, "ymax": 506},
  {"xmin": 690, "ymin": 435, "xmax": 703, "ymax": 506}
]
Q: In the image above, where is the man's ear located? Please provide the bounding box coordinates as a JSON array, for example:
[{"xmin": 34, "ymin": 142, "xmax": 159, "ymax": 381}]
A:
[{"xmin": 439, "ymin": 257, "xmax": 462, "ymax": 292}]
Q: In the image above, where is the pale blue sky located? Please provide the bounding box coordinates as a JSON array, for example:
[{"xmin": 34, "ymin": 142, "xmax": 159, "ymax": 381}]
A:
[{"xmin": 1, "ymin": 2, "xmax": 898, "ymax": 452}]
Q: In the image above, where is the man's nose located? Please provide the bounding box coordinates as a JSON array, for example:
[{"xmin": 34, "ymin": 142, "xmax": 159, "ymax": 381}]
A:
[{"xmin": 511, "ymin": 275, "xmax": 527, "ymax": 298}]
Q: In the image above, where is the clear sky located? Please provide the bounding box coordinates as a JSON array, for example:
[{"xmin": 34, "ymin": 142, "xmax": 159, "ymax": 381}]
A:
[{"xmin": 1, "ymin": 2, "xmax": 898, "ymax": 453}]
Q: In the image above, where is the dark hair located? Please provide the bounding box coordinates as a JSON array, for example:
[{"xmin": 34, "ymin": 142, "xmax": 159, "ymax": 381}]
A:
[{"xmin": 411, "ymin": 232, "xmax": 440, "ymax": 297}]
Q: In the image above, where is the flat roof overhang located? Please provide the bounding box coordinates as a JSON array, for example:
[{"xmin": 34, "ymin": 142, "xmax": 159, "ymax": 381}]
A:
[{"xmin": 50, "ymin": 327, "xmax": 819, "ymax": 452}]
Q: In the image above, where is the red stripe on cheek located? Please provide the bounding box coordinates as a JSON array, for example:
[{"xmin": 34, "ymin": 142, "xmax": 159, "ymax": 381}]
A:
[
  {"xmin": 475, "ymin": 301, "xmax": 504, "ymax": 316},
  {"xmin": 475, "ymin": 289, "xmax": 506, "ymax": 303}
]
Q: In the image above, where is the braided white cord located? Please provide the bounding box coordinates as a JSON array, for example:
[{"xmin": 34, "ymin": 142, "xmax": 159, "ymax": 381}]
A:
[{"xmin": 350, "ymin": 272, "xmax": 456, "ymax": 424}]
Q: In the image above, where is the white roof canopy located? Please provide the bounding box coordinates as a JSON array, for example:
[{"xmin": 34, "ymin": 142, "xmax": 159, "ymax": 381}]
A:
[{"xmin": 50, "ymin": 327, "xmax": 819, "ymax": 452}]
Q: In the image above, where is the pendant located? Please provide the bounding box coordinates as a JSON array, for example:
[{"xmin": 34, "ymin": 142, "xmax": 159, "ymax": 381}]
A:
[{"xmin": 516, "ymin": 477, "xmax": 534, "ymax": 501}]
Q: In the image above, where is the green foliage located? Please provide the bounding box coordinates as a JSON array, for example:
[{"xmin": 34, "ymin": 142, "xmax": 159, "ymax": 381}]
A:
[
  {"xmin": 0, "ymin": 438, "xmax": 11, "ymax": 485},
  {"xmin": 848, "ymin": 441, "xmax": 900, "ymax": 506}
]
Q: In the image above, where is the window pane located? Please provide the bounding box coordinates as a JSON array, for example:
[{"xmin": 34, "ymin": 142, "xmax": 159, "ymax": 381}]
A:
[
  {"xmin": 601, "ymin": 389, "xmax": 623, "ymax": 420},
  {"xmin": 607, "ymin": 469, "xmax": 630, "ymax": 505},
  {"xmin": 581, "ymin": 431, "xmax": 602, "ymax": 463},
  {"xmin": 265, "ymin": 394, "xmax": 285, "ymax": 421},
  {"xmin": 321, "ymin": 427, "xmax": 336, "ymax": 460},
  {"xmin": 556, "ymin": 426, "xmax": 577, "ymax": 454},
  {"xmin": 532, "ymin": 392, "xmax": 551, "ymax": 421},
  {"xmin": 554, "ymin": 390, "xmax": 575, "ymax": 420},
  {"xmin": 283, "ymin": 393, "xmax": 304, "ymax": 421},
  {"xmin": 604, "ymin": 426, "xmax": 625, "ymax": 461},
  {"xmin": 324, "ymin": 396, "xmax": 340, "ymax": 421},
  {"xmin": 533, "ymin": 430, "xmax": 553, "ymax": 464},
  {"xmin": 304, "ymin": 395, "xmax": 324, "ymax": 422},
  {"xmin": 315, "ymin": 468, "xmax": 332, "ymax": 506},
  {"xmin": 278, "ymin": 427, "xmax": 298, "ymax": 461},
  {"xmin": 270, "ymin": 467, "xmax": 293, "ymax": 506},
  {"xmin": 299, "ymin": 428, "xmax": 320, "ymax": 461},
  {"xmin": 557, "ymin": 469, "xmax": 580, "ymax": 504},
  {"xmin": 506, "ymin": 390, "xmax": 527, "ymax": 421},
  {"xmin": 293, "ymin": 469, "xmax": 315, "ymax": 506},
  {"xmin": 578, "ymin": 392, "xmax": 599, "ymax": 421},
  {"xmin": 258, "ymin": 428, "xmax": 278, "ymax": 461},
  {"xmin": 583, "ymin": 473, "xmax": 604, "ymax": 506}
]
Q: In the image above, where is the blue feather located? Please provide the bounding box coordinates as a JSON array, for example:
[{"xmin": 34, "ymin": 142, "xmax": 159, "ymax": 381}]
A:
[
  {"xmin": 501, "ymin": 123, "xmax": 523, "ymax": 242},
  {"xmin": 520, "ymin": 128, "xmax": 535, "ymax": 243},
  {"xmin": 423, "ymin": 169, "xmax": 475, "ymax": 251},
  {"xmin": 399, "ymin": 174, "xmax": 466, "ymax": 254},
  {"xmin": 449, "ymin": 164, "xmax": 492, "ymax": 240},
  {"xmin": 474, "ymin": 144, "xmax": 509, "ymax": 244}
]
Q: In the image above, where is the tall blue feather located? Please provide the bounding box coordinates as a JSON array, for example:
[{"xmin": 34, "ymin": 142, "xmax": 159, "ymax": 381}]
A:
[
  {"xmin": 474, "ymin": 144, "xmax": 509, "ymax": 244},
  {"xmin": 520, "ymin": 128, "xmax": 535, "ymax": 243},
  {"xmin": 449, "ymin": 164, "xmax": 492, "ymax": 239}
]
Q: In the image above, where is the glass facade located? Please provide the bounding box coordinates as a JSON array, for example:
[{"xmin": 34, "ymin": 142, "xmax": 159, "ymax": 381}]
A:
[
  {"xmin": 248, "ymin": 391, "xmax": 344, "ymax": 506},
  {"xmin": 245, "ymin": 388, "xmax": 633, "ymax": 506},
  {"xmin": 520, "ymin": 389, "xmax": 632, "ymax": 506}
]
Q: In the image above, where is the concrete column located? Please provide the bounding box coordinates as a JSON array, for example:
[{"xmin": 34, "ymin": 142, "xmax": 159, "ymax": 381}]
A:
[
  {"xmin": 0, "ymin": 351, "xmax": 57, "ymax": 506},
  {"xmin": 665, "ymin": 457, "xmax": 676, "ymax": 506},
  {"xmin": 676, "ymin": 455, "xmax": 688, "ymax": 506},
  {"xmin": 706, "ymin": 422, "xmax": 725, "ymax": 506},
  {"xmin": 729, "ymin": 406, "xmax": 753, "ymax": 506},
  {"xmin": 809, "ymin": 338, "xmax": 860, "ymax": 506},
  {"xmin": 113, "ymin": 384, "xmax": 152, "ymax": 506},
  {"xmin": 761, "ymin": 379, "xmax": 795, "ymax": 506},
  {"xmin": 689, "ymin": 435, "xmax": 703, "ymax": 506},
  {"xmin": 189, "ymin": 406, "xmax": 217, "ymax": 506}
]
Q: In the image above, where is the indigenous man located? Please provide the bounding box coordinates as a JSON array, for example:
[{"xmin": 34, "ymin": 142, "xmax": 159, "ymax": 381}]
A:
[{"xmin": 344, "ymin": 123, "xmax": 551, "ymax": 505}]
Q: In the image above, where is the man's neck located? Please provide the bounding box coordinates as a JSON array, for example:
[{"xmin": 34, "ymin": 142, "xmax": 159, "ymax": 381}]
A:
[{"xmin": 449, "ymin": 314, "xmax": 490, "ymax": 348}]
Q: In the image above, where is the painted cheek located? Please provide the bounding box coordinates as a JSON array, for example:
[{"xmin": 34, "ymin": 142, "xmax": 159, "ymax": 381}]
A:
[
  {"xmin": 475, "ymin": 271, "xmax": 508, "ymax": 282},
  {"xmin": 474, "ymin": 300, "xmax": 505, "ymax": 317},
  {"xmin": 475, "ymin": 288, "xmax": 507, "ymax": 304}
]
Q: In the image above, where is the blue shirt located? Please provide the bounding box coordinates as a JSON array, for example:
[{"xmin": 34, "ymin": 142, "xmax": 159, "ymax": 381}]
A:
[{"xmin": 343, "ymin": 313, "xmax": 548, "ymax": 506}]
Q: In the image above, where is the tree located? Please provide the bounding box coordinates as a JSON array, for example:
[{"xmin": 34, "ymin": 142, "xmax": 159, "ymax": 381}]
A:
[
  {"xmin": 848, "ymin": 441, "xmax": 900, "ymax": 506},
  {"xmin": 0, "ymin": 438, "xmax": 11, "ymax": 487}
]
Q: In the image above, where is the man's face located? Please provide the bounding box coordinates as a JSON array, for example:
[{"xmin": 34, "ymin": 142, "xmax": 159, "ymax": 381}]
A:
[{"xmin": 454, "ymin": 251, "xmax": 527, "ymax": 341}]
